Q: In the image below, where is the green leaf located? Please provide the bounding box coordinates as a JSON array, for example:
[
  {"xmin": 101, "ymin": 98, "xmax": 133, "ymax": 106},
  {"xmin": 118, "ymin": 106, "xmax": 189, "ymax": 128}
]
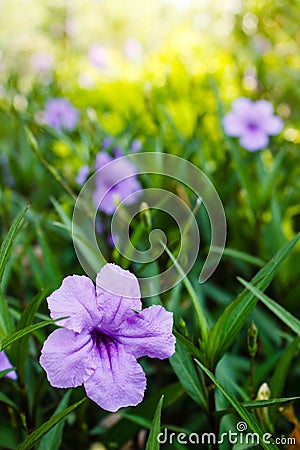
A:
[
  {"xmin": 16, "ymin": 397, "xmax": 87, "ymax": 450},
  {"xmin": 146, "ymin": 395, "xmax": 164, "ymax": 450},
  {"xmin": 0, "ymin": 391, "xmax": 19, "ymax": 410},
  {"xmin": 212, "ymin": 247, "xmax": 265, "ymax": 267},
  {"xmin": 38, "ymin": 391, "xmax": 71, "ymax": 450},
  {"xmin": 162, "ymin": 243, "xmax": 209, "ymax": 341},
  {"xmin": 0, "ymin": 367, "xmax": 17, "ymax": 379},
  {"xmin": 170, "ymin": 340, "xmax": 207, "ymax": 408},
  {"xmin": 0, "ymin": 319, "xmax": 63, "ymax": 351},
  {"xmin": 238, "ymin": 278, "xmax": 300, "ymax": 336},
  {"xmin": 207, "ymin": 233, "xmax": 300, "ymax": 369},
  {"xmin": 0, "ymin": 205, "xmax": 29, "ymax": 285},
  {"xmin": 195, "ymin": 360, "xmax": 279, "ymax": 450},
  {"xmin": 0, "ymin": 291, "xmax": 14, "ymax": 336},
  {"xmin": 216, "ymin": 396, "xmax": 300, "ymax": 419}
]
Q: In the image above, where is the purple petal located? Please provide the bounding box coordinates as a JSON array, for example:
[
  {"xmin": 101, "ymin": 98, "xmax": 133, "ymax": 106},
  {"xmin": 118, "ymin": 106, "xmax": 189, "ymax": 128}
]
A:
[
  {"xmin": 223, "ymin": 112, "xmax": 245, "ymax": 136},
  {"xmin": 253, "ymin": 99, "xmax": 274, "ymax": 117},
  {"xmin": 239, "ymin": 131, "xmax": 269, "ymax": 151},
  {"xmin": 116, "ymin": 305, "xmax": 175, "ymax": 359},
  {"xmin": 47, "ymin": 275, "xmax": 99, "ymax": 333},
  {"xmin": 96, "ymin": 264, "xmax": 142, "ymax": 331},
  {"xmin": 232, "ymin": 97, "xmax": 253, "ymax": 114},
  {"xmin": 0, "ymin": 351, "xmax": 17, "ymax": 380},
  {"xmin": 76, "ymin": 165, "xmax": 90, "ymax": 185},
  {"xmin": 84, "ymin": 342, "xmax": 146, "ymax": 411},
  {"xmin": 40, "ymin": 328, "xmax": 96, "ymax": 388},
  {"xmin": 263, "ymin": 116, "xmax": 283, "ymax": 135}
]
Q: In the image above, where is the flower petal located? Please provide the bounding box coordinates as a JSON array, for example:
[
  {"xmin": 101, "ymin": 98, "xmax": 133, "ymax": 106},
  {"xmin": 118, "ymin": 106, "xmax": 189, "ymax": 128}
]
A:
[
  {"xmin": 232, "ymin": 97, "xmax": 253, "ymax": 114},
  {"xmin": 253, "ymin": 99, "xmax": 274, "ymax": 117},
  {"xmin": 96, "ymin": 264, "xmax": 142, "ymax": 332},
  {"xmin": 239, "ymin": 131, "xmax": 269, "ymax": 151},
  {"xmin": 0, "ymin": 351, "xmax": 17, "ymax": 380},
  {"xmin": 47, "ymin": 275, "xmax": 98, "ymax": 332},
  {"xmin": 116, "ymin": 305, "xmax": 175, "ymax": 359},
  {"xmin": 84, "ymin": 341, "xmax": 146, "ymax": 412},
  {"xmin": 263, "ymin": 116, "xmax": 283, "ymax": 135},
  {"xmin": 223, "ymin": 112, "xmax": 245, "ymax": 136},
  {"xmin": 40, "ymin": 328, "xmax": 96, "ymax": 388}
]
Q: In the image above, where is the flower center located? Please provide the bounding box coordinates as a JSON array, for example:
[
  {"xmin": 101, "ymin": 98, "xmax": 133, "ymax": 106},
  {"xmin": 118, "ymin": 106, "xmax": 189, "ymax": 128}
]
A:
[
  {"xmin": 247, "ymin": 121, "xmax": 259, "ymax": 132},
  {"xmin": 90, "ymin": 328, "xmax": 114, "ymax": 348}
]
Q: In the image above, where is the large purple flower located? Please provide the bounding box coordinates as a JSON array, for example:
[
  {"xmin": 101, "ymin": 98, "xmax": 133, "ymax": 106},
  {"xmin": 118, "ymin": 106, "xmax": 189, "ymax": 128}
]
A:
[
  {"xmin": 0, "ymin": 351, "xmax": 17, "ymax": 380},
  {"xmin": 43, "ymin": 98, "xmax": 79, "ymax": 132},
  {"xmin": 223, "ymin": 98, "xmax": 283, "ymax": 151},
  {"xmin": 93, "ymin": 152, "xmax": 141, "ymax": 215},
  {"xmin": 40, "ymin": 264, "xmax": 175, "ymax": 412}
]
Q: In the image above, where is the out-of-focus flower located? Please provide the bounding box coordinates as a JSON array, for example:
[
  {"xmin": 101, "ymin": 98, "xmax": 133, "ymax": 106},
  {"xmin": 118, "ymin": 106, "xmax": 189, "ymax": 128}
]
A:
[
  {"xmin": 130, "ymin": 139, "xmax": 142, "ymax": 153},
  {"xmin": 93, "ymin": 151, "xmax": 141, "ymax": 215},
  {"xmin": 223, "ymin": 98, "xmax": 283, "ymax": 151},
  {"xmin": 31, "ymin": 52, "xmax": 54, "ymax": 73},
  {"xmin": 43, "ymin": 98, "xmax": 79, "ymax": 132},
  {"xmin": 88, "ymin": 44, "xmax": 108, "ymax": 69},
  {"xmin": 101, "ymin": 136, "xmax": 112, "ymax": 149},
  {"xmin": 124, "ymin": 38, "xmax": 142, "ymax": 62},
  {"xmin": 40, "ymin": 263, "xmax": 175, "ymax": 412},
  {"xmin": 76, "ymin": 165, "xmax": 90, "ymax": 185},
  {"xmin": 0, "ymin": 351, "xmax": 17, "ymax": 380}
]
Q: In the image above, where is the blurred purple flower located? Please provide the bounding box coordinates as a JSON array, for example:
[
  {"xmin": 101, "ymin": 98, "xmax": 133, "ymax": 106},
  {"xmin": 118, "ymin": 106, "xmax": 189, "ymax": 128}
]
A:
[
  {"xmin": 40, "ymin": 263, "xmax": 175, "ymax": 412},
  {"xmin": 31, "ymin": 52, "xmax": 54, "ymax": 73},
  {"xmin": 223, "ymin": 98, "xmax": 283, "ymax": 151},
  {"xmin": 101, "ymin": 136, "xmax": 112, "ymax": 149},
  {"xmin": 76, "ymin": 165, "xmax": 90, "ymax": 186},
  {"xmin": 43, "ymin": 98, "xmax": 79, "ymax": 132},
  {"xmin": 0, "ymin": 351, "xmax": 17, "ymax": 380},
  {"xmin": 124, "ymin": 38, "xmax": 142, "ymax": 62},
  {"xmin": 88, "ymin": 44, "xmax": 108, "ymax": 69},
  {"xmin": 131, "ymin": 139, "xmax": 142, "ymax": 153},
  {"xmin": 93, "ymin": 151, "xmax": 141, "ymax": 215}
]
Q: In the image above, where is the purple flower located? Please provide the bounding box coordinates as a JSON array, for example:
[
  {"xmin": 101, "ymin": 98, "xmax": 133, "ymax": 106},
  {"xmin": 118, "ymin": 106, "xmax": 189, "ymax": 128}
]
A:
[
  {"xmin": 93, "ymin": 152, "xmax": 141, "ymax": 215},
  {"xmin": 43, "ymin": 98, "xmax": 79, "ymax": 132},
  {"xmin": 130, "ymin": 139, "xmax": 142, "ymax": 153},
  {"xmin": 40, "ymin": 264, "xmax": 175, "ymax": 412},
  {"xmin": 0, "ymin": 351, "xmax": 17, "ymax": 380},
  {"xmin": 223, "ymin": 98, "xmax": 283, "ymax": 151},
  {"xmin": 76, "ymin": 165, "xmax": 90, "ymax": 186},
  {"xmin": 101, "ymin": 136, "xmax": 113, "ymax": 149}
]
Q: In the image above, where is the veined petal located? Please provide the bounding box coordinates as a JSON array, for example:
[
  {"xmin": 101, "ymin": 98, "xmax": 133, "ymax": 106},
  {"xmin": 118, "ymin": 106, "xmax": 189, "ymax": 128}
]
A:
[
  {"xmin": 47, "ymin": 275, "xmax": 99, "ymax": 332},
  {"xmin": 96, "ymin": 264, "xmax": 142, "ymax": 331},
  {"xmin": 116, "ymin": 305, "xmax": 175, "ymax": 359},
  {"xmin": 0, "ymin": 351, "xmax": 17, "ymax": 380},
  {"xmin": 84, "ymin": 341, "xmax": 146, "ymax": 412},
  {"xmin": 40, "ymin": 328, "xmax": 96, "ymax": 388}
]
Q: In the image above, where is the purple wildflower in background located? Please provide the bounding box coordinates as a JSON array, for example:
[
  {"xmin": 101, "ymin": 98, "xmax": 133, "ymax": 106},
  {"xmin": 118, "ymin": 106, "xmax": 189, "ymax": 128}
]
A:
[
  {"xmin": 101, "ymin": 136, "xmax": 113, "ymax": 149},
  {"xmin": 40, "ymin": 264, "xmax": 175, "ymax": 412},
  {"xmin": 43, "ymin": 98, "xmax": 79, "ymax": 132},
  {"xmin": 0, "ymin": 351, "xmax": 17, "ymax": 380},
  {"xmin": 31, "ymin": 52, "xmax": 54, "ymax": 73},
  {"xmin": 93, "ymin": 151, "xmax": 141, "ymax": 215},
  {"xmin": 223, "ymin": 98, "xmax": 283, "ymax": 151},
  {"xmin": 76, "ymin": 165, "xmax": 90, "ymax": 186},
  {"xmin": 130, "ymin": 139, "xmax": 142, "ymax": 153},
  {"xmin": 124, "ymin": 38, "xmax": 142, "ymax": 62}
]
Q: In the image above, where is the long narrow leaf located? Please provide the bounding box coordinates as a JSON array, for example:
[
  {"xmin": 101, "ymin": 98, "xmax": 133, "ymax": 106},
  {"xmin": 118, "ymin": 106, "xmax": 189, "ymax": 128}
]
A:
[
  {"xmin": 195, "ymin": 360, "xmax": 279, "ymax": 450},
  {"xmin": 0, "ymin": 206, "xmax": 29, "ymax": 285},
  {"xmin": 238, "ymin": 278, "xmax": 300, "ymax": 336},
  {"xmin": 207, "ymin": 233, "xmax": 300, "ymax": 368},
  {"xmin": 146, "ymin": 395, "xmax": 164, "ymax": 450},
  {"xmin": 16, "ymin": 397, "xmax": 87, "ymax": 450}
]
